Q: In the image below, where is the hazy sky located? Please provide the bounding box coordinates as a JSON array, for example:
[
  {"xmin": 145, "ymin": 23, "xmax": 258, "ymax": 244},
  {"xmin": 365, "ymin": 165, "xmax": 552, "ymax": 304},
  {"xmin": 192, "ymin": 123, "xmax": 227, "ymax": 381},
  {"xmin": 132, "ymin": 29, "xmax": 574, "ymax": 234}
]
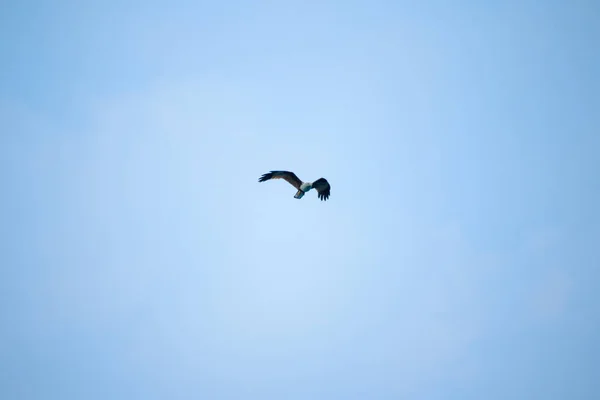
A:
[{"xmin": 1, "ymin": 1, "xmax": 599, "ymax": 399}]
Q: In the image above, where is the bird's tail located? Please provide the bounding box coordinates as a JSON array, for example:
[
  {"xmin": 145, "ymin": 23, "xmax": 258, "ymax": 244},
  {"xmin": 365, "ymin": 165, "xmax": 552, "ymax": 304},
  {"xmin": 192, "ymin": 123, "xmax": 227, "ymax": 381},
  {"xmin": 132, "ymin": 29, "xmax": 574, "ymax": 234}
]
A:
[{"xmin": 294, "ymin": 190, "xmax": 305, "ymax": 199}]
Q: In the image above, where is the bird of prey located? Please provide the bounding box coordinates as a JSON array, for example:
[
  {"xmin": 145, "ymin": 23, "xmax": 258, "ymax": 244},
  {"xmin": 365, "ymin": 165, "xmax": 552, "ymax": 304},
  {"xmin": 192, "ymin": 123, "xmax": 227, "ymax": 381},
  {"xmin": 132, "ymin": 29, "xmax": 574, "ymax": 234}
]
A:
[{"xmin": 258, "ymin": 170, "xmax": 331, "ymax": 201}]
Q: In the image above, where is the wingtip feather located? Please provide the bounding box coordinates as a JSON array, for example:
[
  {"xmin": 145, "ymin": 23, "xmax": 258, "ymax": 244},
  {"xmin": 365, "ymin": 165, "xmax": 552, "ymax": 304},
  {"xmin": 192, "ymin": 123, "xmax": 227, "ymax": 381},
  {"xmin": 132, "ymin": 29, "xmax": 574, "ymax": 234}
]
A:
[{"xmin": 258, "ymin": 172, "xmax": 273, "ymax": 182}]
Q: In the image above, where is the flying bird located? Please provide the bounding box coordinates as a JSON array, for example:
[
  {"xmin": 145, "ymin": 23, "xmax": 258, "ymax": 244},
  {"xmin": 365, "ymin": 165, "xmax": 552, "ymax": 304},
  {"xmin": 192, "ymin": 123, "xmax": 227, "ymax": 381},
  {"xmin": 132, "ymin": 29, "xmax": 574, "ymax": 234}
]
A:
[{"xmin": 258, "ymin": 170, "xmax": 331, "ymax": 201}]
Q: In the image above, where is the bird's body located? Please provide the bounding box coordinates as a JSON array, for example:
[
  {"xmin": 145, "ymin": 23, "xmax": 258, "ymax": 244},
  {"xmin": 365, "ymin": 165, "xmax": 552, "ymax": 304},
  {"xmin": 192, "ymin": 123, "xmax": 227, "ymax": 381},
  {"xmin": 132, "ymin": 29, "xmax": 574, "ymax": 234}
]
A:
[
  {"xmin": 299, "ymin": 182, "xmax": 312, "ymax": 192},
  {"xmin": 258, "ymin": 170, "xmax": 331, "ymax": 201},
  {"xmin": 296, "ymin": 181, "xmax": 313, "ymax": 198}
]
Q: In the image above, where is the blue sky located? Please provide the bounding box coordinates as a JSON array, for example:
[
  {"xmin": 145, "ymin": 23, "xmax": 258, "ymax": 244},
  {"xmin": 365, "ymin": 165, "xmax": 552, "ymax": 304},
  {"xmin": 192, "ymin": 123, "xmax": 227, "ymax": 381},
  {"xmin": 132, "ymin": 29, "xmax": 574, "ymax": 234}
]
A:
[{"xmin": 1, "ymin": 1, "xmax": 599, "ymax": 399}]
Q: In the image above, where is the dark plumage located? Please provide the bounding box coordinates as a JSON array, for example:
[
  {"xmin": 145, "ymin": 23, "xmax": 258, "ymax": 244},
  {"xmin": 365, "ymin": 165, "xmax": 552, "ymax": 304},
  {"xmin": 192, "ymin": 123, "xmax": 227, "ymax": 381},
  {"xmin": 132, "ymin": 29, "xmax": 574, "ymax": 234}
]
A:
[{"xmin": 312, "ymin": 178, "xmax": 331, "ymax": 201}]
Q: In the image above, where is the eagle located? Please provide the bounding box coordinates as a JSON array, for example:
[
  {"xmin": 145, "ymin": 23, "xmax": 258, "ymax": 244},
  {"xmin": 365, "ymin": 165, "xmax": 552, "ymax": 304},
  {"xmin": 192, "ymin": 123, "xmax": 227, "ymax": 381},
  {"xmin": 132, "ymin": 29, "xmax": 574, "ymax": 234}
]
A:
[{"xmin": 258, "ymin": 170, "xmax": 331, "ymax": 201}]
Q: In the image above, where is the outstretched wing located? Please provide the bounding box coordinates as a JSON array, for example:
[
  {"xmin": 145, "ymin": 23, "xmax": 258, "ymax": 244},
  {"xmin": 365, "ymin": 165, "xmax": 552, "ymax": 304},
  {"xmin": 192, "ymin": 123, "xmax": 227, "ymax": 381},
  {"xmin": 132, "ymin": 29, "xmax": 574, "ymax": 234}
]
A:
[
  {"xmin": 312, "ymin": 178, "xmax": 331, "ymax": 201},
  {"xmin": 258, "ymin": 170, "xmax": 302, "ymax": 189}
]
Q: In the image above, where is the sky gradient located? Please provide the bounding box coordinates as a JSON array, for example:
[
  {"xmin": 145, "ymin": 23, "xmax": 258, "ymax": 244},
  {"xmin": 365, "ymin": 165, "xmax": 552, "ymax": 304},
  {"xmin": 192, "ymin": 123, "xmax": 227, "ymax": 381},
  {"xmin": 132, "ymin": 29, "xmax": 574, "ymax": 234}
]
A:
[{"xmin": 1, "ymin": 1, "xmax": 599, "ymax": 399}]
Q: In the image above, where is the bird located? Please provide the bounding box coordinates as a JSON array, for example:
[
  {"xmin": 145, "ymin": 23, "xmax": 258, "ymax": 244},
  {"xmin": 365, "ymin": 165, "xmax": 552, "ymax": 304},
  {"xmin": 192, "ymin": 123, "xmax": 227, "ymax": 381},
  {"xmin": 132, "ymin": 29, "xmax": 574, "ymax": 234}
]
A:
[{"xmin": 258, "ymin": 170, "xmax": 331, "ymax": 201}]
